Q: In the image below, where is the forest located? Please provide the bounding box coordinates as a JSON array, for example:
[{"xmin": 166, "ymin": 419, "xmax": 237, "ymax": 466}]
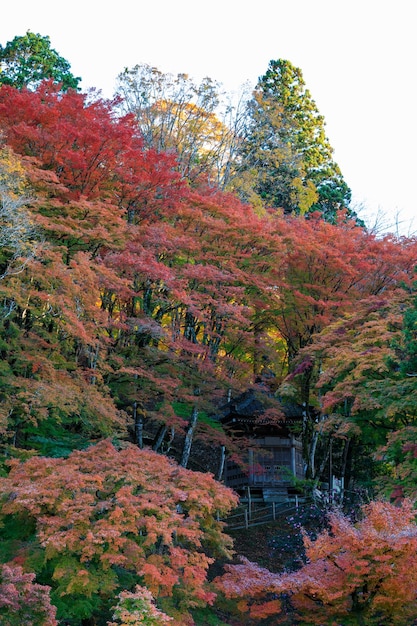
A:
[{"xmin": 0, "ymin": 31, "xmax": 417, "ymax": 625}]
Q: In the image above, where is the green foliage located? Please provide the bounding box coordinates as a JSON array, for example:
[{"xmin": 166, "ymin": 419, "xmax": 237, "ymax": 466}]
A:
[
  {"xmin": 238, "ymin": 59, "xmax": 353, "ymax": 220},
  {"xmin": 173, "ymin": 402, "xmax": 223, "ymax": 432},
  {"xmin": 0, "ymin": 513, "xmax": 37, "ymax": 564},
  {"xmin": 377, "ymin": 425, "xmax": 417, "ymax": 501},
  {"xmin": 0, "ymin": 31, "xmax": 80, "ymax": 90},
  {"xmin": 394, "ymin": 286, "xmax": 417, "ymax": 376},
  {"xmin": 191, "ymin": 606, "xmax": 231, "ymax": 625}
]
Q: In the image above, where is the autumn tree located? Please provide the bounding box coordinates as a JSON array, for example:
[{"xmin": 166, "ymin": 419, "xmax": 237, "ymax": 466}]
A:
[
  {"xmin": 0, "ymin": 564, "xmax": 57, "ymax": 626},
  {"xmin": 115, "ymin": 64, "xmax": 242, "ymax": 186},
  {"xmin": 236, "ymin": 59, "xmax": 352, "ymax": 219},
  {"xmin": 0, "ymin": 440, "xmax": 237, "ymax": 624},
  {"xmin": 103, "ymin": 185, "xmax": 283, "ymax": 459},
  {"xmin": 299, "ymin": 274, "xmax": 417, "ymax": 492},
  {"xmin": 0, "ymin": 147, "xmax": 37, "ymax": 282},
  {"xmin": 254, "ymin": 216, "xmax": 416, "ymax": 480},
  {"xmin": 308, "ymin": 293, "xmax": 417, "ymax": 429},
  {"xmin": 108, "ymin": 586, "xmax": 172, "ymax": 625},
  {"xmin": 216, "ymin": 499, "xmax": 417, "ymax": 626},
  {"xmin": 0, "ymin": 31, "xmax": 80, "ymax": 91},
  {"xmin": 0, "ymin": 83, "xmax": 187, "ymax": 451}
]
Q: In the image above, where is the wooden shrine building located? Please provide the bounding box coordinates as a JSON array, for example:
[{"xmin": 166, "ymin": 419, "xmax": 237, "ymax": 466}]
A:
[{"xmin": 219, "ymin": 389, "xmax": 306, "ymax": 501}]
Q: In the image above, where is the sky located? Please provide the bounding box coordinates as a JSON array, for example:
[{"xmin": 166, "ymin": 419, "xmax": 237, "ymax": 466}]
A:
[{"xmin": 2, "ymin": 0, "xmax": 416, "ymax": 235}]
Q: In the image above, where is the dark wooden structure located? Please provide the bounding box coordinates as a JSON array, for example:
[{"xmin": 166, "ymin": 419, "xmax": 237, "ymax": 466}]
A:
[{"xmin": 219, "ymin": 389, "xmax": 305, "ymax": 501}]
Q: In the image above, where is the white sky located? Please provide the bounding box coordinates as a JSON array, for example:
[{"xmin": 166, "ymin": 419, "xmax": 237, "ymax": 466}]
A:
[{"xmin": 2, "ymin": 0, "xmax": 416, "ymax": 235}]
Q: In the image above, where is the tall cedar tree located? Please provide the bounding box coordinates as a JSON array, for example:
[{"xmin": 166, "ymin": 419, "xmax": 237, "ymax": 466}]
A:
[{"xmin": 238, "ymin": 59, "xmax": 353, "ymax": 220}]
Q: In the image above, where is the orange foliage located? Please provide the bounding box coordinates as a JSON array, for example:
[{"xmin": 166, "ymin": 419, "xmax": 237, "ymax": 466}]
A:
[
  {"xmin": 216, "ymin": 499, "xmax": 417, "ymax": 625},
  {"xmin": 0, "ymin": 440, "xmax": 237, "ymax": 618}
]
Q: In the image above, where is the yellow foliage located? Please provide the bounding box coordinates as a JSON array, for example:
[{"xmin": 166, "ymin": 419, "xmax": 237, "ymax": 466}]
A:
[{"xmin": 0, "ymin": 147, "xmax": 28, "ymax": 196}]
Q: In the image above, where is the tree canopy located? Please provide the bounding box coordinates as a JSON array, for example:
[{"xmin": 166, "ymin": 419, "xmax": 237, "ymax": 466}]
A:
[
  {"xmin": 236, "ymin": 59, "xmax": 353, "ymax": 220},
  {"xmin": 0, "ymin": 31, "xmax": 80, "ymax": 91}
]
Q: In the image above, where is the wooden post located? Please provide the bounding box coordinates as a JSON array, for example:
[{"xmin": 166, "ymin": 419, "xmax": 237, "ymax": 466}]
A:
[
  {"xmin": 244, "ymin": 509, "xmax": 249, "ymax": 529},
  {"xmin": 290, "ymin": 434, "xmax": 296, "ymax": 477},
  {"xmin": 248, "ymin": 448, "xmax": 254, "ymax": 485},
  {"xmin": 247, "ymin": 485, "xmax": 252, "ymax": 520}
]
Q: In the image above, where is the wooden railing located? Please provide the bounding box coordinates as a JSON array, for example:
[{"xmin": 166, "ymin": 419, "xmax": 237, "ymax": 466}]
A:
[{"xmin": 224, "ymin": 496, "xmax": 312, "ymax": 531}]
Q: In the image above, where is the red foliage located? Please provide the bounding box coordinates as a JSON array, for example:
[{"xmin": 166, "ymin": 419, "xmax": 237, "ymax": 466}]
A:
[
  {"xmin": 0, "ymin": 563, "xmax": 57, "ymax": 625},
  {"xmin": 0, "ymin": 82, "xmax": 183, "ymax": 208},
  {"xmin": 273, "ymin": 213, "xmax": 416, "ymax": 361}
]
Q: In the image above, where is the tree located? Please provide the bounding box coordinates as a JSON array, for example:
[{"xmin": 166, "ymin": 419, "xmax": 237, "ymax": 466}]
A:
[
  {"xmin": 216, "ymin": 499, "xmax": 417, "ymax": 625},
  {"xmin": 103, "ymin": 185, "xmax": 281, "ymax": 459},
  {"xmin": 0, "ymin": 440, "xmax": 237, "ymax": 623},
  {"xmin": 0, "ymin": 564, "xmax": 57, "ymax": 626},
  {"xmin": 0, "ymin": 31, "xmax": 80, "ymax": 91},
  {"xmin": 300, "ymin": 276, "xmax": 417, "ymax": 494},
  {"xmin": 115, "ymin": 64, "xmax": 240, "ymax": 186},
  {"xmin": 108, "ymin": 586, "xmax": 172, "ymax": 625},
  {"xmin": 237, "ymin": 59, "xmax": 352, "ymax": 220},
  {"xmin": 0, "ymin": 147, "xmax": 37, "ymax": 282},
  {"xmin": 0, "ymin": 83, "xmax": 188, "ymax": 450}
]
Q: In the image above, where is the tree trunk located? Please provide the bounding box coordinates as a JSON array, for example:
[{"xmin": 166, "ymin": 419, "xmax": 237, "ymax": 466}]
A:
[
  {"xmin": 180, "ymin": 406, "xmax": 198, "ymax": 468},
  {"xmin": 217, "ymin": 445, "xmax": 226, "ymax": 481},
  {"xmin": 340, "ymin": 437, "xmax": 351, "ymax": 501},
  {"xmin": 133, "ymin": 401, "xmax": 143, "ymax": 449},
  {"xmin": 152, "ymin": 425, "xmax": 167, "ymax": 453}
]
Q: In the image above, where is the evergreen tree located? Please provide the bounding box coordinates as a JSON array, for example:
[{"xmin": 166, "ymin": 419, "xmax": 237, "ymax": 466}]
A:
[
  {"xmin": 0, "ymin": 31, "xmax": 80, "ymax": 91},
  {"xmin": 238, "ymin": 59, "xmax": 353, "ymax": 221}
]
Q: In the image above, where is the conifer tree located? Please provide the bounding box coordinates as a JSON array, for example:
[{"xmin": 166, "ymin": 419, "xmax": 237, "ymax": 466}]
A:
[
  {"xmin": 0, "ymin": 31, "xmax": 80, "ymax": 91},
  {"xmin": 238, "ymin": 59, "xmax": 353, "ymax": 220}
]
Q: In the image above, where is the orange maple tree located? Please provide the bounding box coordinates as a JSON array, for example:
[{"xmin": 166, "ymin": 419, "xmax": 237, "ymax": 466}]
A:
[{"xmin": 0, "ymin": 440, "xmax": 237, "ymax": 623}]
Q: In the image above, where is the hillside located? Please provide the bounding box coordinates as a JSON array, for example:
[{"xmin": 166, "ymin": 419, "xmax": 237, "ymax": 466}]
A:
[{"xmin": 1, "ymin": 32, "xmax": 417, "ymax": 625}]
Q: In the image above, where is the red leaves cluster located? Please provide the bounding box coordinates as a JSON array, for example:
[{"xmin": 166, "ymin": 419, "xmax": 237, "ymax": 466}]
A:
[
  {"xmin": 273, "ymin": 212, "xmax": 416, "ymax": 361},
  {"xmin": 1, "ymin": 80, "xmax": 415, "ymax": 443},
  {"xmin": 0, "ymin": 563, "xmax": 57, "ymax": 625}
]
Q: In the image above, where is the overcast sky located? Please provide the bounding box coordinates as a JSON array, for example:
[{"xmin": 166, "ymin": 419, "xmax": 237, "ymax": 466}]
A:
[{"xmin": 2, "ymin": 0, "xmax": 416, "ymax": 235}]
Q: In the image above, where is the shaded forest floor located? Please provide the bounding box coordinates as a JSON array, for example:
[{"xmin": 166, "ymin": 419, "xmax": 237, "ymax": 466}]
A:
[
  {"xmin": 225, "ymin": 501, "xmax": 330, "ymax": 573},
  {"xmin": 229, "ymin": 518, "xmax": 303, "ymax": 573},
  {"xmin": 203, "ymin": 504, "xmax": 331, "ymax": 625}
]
